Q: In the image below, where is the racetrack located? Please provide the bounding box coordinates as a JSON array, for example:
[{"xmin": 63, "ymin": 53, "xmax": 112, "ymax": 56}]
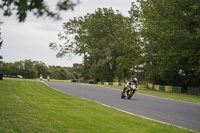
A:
[{"xmin": 44, "ymin": 81, "xmax": 200, "ymax": 132}]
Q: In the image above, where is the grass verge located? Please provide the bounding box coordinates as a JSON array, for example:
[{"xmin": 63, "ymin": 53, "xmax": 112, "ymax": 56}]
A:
[{"xmin": 0, "ymin": 79, "xmax": 196, "ymax": 133}]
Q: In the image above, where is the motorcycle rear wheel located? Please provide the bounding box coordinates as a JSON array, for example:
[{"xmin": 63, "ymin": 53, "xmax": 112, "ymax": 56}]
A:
[
  {"xmin": 121, "ymin": 91, "xmax": 125, "ymax": 99},
  {"xmin": 127, "ymin": 90, "xmax": 135, "ymax": 99}
]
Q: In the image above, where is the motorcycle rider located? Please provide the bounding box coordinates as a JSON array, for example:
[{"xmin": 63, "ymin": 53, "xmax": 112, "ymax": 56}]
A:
[
  {"xmin": 40, "ymin": 74, "xmax": 43, "ymax": 81},
  {"xmin": 123, "ymin": 78, "xmax": 138, "ymax": 94}
]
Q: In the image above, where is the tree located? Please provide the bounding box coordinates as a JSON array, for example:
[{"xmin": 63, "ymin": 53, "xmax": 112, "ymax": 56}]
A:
[
  {"xmin": 10, "ymin": 61, "xmax": 24, "ymax": 75},
  {"xmin": 33, "ymin": 61, "xmax": 48, "ymax": 78},
  {"xmin": 48, "ymin": 65, "xmax": 74, "ymax": 80},
  {"xmin": 22, "ymin": 60, "xmax": 37, "ymax": 78},
  {"xmin": 72, "ymin": 63, "xmax": 83, "ymax": 79},
  {"xmin": 0, "ymin": 62, "xmax": 12, "ymax": 75},
  {"xmin": 130, "ymin": 0, "xmax": 200, "ymax": 87},
  {"xmin": 50, "ymin": 8, "xmax": 140, "ymax": 81},
  {"xmin": 0, "ymin": 61, "xmax": 23, "ymax": 76},
  {"xmin": 0, "ymin": 0, "xmax": 79, "ymax": 22}
]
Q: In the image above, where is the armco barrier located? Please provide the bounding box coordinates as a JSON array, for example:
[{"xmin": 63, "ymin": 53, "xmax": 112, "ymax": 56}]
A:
[
  {"xmin": 188, "ymin": 87, "xmax": 200, "ymax": 95},
  {"xmin": 113, "ymin": 82, "xmax": 123, "ymax": 86},
  {"xmin": 97, "ymin": 82, "xmax": 124, "ymax": 86},
  {"xmin": 165, "ymin": 86, "xmax": 173, "ymax": 92},
  {"xmin": 147, "ymin": 83, "xmax": 182, "ymax": 94},
  {"xmin": 147, "ymin": 83, "xmax": 154, "ymax": 90},
  {"xmin": 109, "ymin": 82, "xmax": 113, "ymax": 85},
  {"xmin": 172, "ymin": 86, "xmax": 182, "ymax": 93},
  {"xmin": 104, "ymin": 82, "xmax": 109, "ymax": 85},
  {"xmin": 113, "ymin": 82, "xmax": 118, "ymax": 86},
  {"xmin": 159, "ymin": 85, "xmax": 165, "ymax": 91},
  {"xmin": 154, "ymin": 85, "xmax": 159, "ymax": 91}
]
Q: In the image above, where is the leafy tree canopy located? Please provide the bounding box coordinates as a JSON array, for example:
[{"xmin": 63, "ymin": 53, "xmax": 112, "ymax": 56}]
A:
[
  {"xmin": 50, "ymin": 8, "xmax": 140, "ymax": 81},
  {"xmin": 130, "ymin": 0, "xmax": 200, "ymax": 87},
  {"xmin": 0, "ymin": 0, "xmax": 79, "ymax": 22}
]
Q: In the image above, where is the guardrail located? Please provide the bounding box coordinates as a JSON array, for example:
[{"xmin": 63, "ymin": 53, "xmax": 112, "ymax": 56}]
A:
[
  {"xmin": 147, "ymin": 83, "xmax": 182, "ymax": 93},
  {"xmin": 187, "ymin": 87, "xmax": 200, "ymax": 95},
  {"xmin": 147, "ymin": 83, "xmax": 200, "ymax": 95},
  {"xmin": 97, "ymin": 82, "xmax": 124, "ymax": 86}
]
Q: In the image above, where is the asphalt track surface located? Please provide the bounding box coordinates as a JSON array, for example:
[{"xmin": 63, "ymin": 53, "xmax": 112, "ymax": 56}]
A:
[{"xmin": 44, "ymin": 81, "xmax": 200, "ymax": 132}]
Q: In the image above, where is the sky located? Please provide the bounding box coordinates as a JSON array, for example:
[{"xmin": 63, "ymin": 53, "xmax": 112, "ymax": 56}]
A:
[{"xmin": 0, "ymin": 0, "xmax": 133, "ymax": 67}]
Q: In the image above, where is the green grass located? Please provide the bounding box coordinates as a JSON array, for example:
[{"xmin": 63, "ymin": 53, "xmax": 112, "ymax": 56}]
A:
[
  {"xmin": 0, "ymin": 79, "xmax": 196, "ymax": 133},
  {"xmin": 94, "ymin": 84, "xmax": 200, "ymax": 104}
]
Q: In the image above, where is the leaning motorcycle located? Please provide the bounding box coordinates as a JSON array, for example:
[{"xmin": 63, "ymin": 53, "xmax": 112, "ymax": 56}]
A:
[{"xmin": 121, "ymin": 84, "xmax": 138, "ymax": 99}]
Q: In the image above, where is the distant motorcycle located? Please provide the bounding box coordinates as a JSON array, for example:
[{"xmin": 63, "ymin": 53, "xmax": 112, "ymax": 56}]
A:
[{"xmin": 121, "ymin": 84, "xmax": 138, "ymax": 99}]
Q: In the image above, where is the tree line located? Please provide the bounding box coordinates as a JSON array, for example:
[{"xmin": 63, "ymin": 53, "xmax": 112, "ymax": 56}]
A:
[
  {"xmin": 50, "ymin": 0, "xmax": 200, "ymax": 88},
  {"xmin": 0, "ymin": 60, "xmax": 81, "ymax": 80}
]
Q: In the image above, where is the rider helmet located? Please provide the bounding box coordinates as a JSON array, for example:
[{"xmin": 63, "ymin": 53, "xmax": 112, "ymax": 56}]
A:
[{"xmin": 133, "ymin": 78, "xmax": 137, "ymax": 83}]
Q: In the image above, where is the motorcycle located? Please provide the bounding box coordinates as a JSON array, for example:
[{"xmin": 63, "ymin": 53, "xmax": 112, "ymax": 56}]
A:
[{"xmin": 121, "ymin": 84, "xmax": 138, "ymax": 99}]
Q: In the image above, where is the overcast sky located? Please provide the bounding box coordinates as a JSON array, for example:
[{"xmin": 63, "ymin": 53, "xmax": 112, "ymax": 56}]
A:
[{"xmin": 0, "ymin": 0, "xmax": 133, "ymax": 67}]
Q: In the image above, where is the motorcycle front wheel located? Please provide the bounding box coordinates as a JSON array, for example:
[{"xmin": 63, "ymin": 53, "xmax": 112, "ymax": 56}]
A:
[{"xmin": 127, "ymin": 90, "xmax": 135, "ymax": 99}]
